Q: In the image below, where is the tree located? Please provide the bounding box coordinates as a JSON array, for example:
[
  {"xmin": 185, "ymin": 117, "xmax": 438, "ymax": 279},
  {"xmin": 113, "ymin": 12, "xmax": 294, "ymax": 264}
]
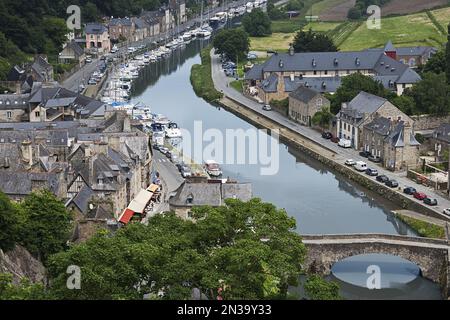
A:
[
  {"xmin": 312, "ymin": 107, "xmax": 333, "ymax": 129},
  {"xmin": 213, "ymin": 28, "xmax": 250, "ymax": 62},
  {"xmin": 0, "ymin": 273, "xmax": 47, "ymax": 300},
  {"xmin": 0, "ymin": 192, "xmax": 19, "ymax": 251},
  {"xmin": 285, "ymin": 0, "xmax": 304, "ymax": 11},
  {"xmin": 304, "ymin": 275, "xmax": 341, "ymax": 300},
  {"xmin": 242, "ymin": 9, "xmax": 272, "ymax": 37},
  {"xmin": 421, "ymin": 50, "xmax": 445, "ymax": 75},
  {"xmin": 329, "ymin": 73, "xmax": 394, "ymax": 114},
  {"xmin": 347, "ymin": 7, "xmax": 362, "ymax": 20},
  {"xmin": 267, "ymin": 2, "xmax": 285, "ymax": 20},
  {"xmin": 19, "ymin": 190, "xmax": 73, "ymax": 262},
  {"xmin": 405, "ymin": 72, "xmax": 450, "ymax": 116},
  {"xmin": 446, "ymin": 23, "xmax": 450, "ymax": 84},
  {"xmin": 47, "ymin": 199, "xmax": 312, "ymax": 300},
  {"xmin": 292, "ymin": 29, "xmax": 337, "ymax": 53},
  {"xmin": 390, "ymin": 94, "xmax": 416, "ymax": 116}
]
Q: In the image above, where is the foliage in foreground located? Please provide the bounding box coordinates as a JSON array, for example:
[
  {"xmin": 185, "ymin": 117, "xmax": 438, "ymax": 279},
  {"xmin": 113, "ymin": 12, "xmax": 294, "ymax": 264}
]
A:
[
  {"xmin": 0, "ymin": 273, "xmax": 47, "ymax": 300},
  {"xmin": 213, "ymin": 28, "xmax": 250, "ymax": 62},
  {"xmin": 396, "ymin": 214, "xmax": 445, "ymax": 239},
  {"xmin": 47, "ymin": 199, "xmax": 308, "ymax": 300},
  {"xmin": 242, "ymin": 8, "xmax": 272, "ymax": 37},
  {"xmin": 304, "ymin": 275, "xmax": 341, "ymax": 300},
  {"xmin": 292, "ymin": 29, "xmax": 337, "ymax": 53}
]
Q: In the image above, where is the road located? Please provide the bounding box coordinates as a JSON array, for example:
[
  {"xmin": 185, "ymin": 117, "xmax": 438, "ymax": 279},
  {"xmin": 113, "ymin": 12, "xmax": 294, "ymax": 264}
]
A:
[
  {"xmin": 210, "ymin": 49, "xmax": 450, "ymax": 220},
  {"xmin": 62, "ymin": 0, "xmax": 253, "ymax": 92}
]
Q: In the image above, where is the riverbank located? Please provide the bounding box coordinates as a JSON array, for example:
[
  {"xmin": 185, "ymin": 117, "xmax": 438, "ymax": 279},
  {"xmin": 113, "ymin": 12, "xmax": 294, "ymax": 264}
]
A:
[{"xmin": 190, "ymin": 46, "xmax": 223, "ymax": 102}]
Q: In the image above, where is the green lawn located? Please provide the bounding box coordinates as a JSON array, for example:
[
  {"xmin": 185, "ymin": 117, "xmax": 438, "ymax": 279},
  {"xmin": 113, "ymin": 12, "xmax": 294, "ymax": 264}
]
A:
[
  {"xmin": 430, "ymin": 6, "xmax": 450, "ymax": 31},
  {"xmin": 272, "ymin": 18, "xmax": 305, "ymax": 33},
  {"xmin": 303, "ymin": 21, "xmax": 341, "ymax": 32},
  {"xmin": 395, "ymin": 214, "xmax": 446, "ymax": 239},
  {"xmin": 250, "ymin": 33, "xmax": 295, "ymax": 52},
  {"xmin": 230, "ymin": 80, "xmax": 243, "ymax": 92},
  {"xmin": 339, "ymin": 12, "xmax": 447, "ymax": 51}
]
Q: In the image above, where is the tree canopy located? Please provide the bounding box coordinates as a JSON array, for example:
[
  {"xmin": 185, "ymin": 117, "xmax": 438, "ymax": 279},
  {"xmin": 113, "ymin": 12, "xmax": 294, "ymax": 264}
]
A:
[
  {"xmin": 0, "ymin": 192, "xmax": 20, "ymax": 252},
  {"xmin": 328, "ymin": 73, "xmax": 395, "ymax": 114},
  {"xmin": 47, "ymin": 199, "xmax": 308, "ymax": 300},
  {"xmin": 242, "ymin": 9, "xmax": 272, "ymax": 37},
  {"xmin": 292, "ymin": 29, "xmax": 337, "ymax": 53},
  {"xmin": 213, "ymin": 28, "xmax": 250, "ymax": 62}
]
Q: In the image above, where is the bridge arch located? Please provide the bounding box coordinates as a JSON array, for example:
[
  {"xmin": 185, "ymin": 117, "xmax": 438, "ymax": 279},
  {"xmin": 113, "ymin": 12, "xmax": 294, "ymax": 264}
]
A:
[{"xmin": 302, "ymin": 234, "xmax": 450, "ymax": 297}]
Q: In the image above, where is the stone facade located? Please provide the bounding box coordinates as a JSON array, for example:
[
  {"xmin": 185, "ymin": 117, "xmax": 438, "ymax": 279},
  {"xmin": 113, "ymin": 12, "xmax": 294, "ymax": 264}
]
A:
[{"xmin": 288, "ymin": 86, "xmax": 330, "ymax": 126}]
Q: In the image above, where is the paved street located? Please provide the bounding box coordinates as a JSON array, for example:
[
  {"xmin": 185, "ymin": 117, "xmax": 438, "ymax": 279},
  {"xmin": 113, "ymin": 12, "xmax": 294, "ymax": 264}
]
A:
[
  {"xmin": 210, "ymin": 50, "xmax": 450, "ymax": 220},
  {"xmin": 152, "ymin": 149, "xmax": 185, "ymax": 205}
]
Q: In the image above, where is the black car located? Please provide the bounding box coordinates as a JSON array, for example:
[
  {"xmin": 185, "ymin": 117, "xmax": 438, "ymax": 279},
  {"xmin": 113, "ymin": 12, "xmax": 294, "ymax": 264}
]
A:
[
  {"xmin": 403, "ymin": 187, "xmax": 417, "ymax": 195},
  {"xmin": 322, "ymin": 132, "xmax": 333, "ymax": 139},
  {"xmin": 385, "ymin": 180, "xmax": 399, "ymax": 188},
  {"xmin": 376, "ymin": 175, "xmax": 389, "ymax": 183},
  {"xmin": 365, "ymin": 168, "xmax": 378, "ymax": 176},
  {"xmin": 359, "ymin": 151, "xmax": 371, "ymax": 158},
  {"xmin": 424, "ymin": 198, "xmax": 438, "ymax": 206},
  {"xmin": 368, "ymin": 155, "xmax": 382, "ymax": 163}
]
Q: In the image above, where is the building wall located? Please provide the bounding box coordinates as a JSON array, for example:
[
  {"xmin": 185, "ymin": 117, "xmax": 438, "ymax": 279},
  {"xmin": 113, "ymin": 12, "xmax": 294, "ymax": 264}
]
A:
[
  {"xmin": 289, "ymin": 94, "xmax": 330, "ymax": 126},
  {"xmin": 86, "ymin": 32, "xmax": 111, "ymax": 53},
  {"xmin": 0, "ymin": 109, "xmax": 26, "ymax": 122}
]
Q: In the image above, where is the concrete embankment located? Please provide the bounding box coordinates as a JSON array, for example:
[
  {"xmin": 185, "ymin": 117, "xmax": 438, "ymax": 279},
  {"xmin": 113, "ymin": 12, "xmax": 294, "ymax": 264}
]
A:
[{"xmin": 216, "ymin": 96, "xmax": 450, "ymax": 223}]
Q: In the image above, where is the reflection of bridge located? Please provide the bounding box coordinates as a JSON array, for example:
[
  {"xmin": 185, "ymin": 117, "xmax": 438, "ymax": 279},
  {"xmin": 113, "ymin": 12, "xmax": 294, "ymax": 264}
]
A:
[{"xmin": 302, "ymin": 234, "xmax": 450, "ymax": 298}]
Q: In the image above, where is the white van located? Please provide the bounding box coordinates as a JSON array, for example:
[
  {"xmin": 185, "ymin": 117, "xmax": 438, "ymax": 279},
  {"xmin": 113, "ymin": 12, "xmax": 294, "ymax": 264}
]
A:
[
  {"xmin": 355, "ymin": 161, "xmax": 368, "ymax": 172},
  {"xmin": 338, "ymin": 139, "xmax": 351, "ymax": 148}
]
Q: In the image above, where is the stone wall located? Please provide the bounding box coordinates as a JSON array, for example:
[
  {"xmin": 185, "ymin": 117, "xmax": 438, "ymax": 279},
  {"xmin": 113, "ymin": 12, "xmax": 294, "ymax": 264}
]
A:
[
  {"xmin": 0, "ymin": 245, "xmax": 46, "ymax": 285},
  {"xmin": 411, "ymin": 114, "xmax": 450, "ymax": 131}
]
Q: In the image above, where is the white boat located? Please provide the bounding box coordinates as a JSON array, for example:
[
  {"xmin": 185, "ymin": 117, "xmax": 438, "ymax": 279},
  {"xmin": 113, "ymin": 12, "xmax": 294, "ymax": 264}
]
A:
[
  {"xmin": 205, "ymin": 160, "xmax": 223, "ymax": 177},
  {"xmin": 165, "ymin": 122, "xmax": 182, "ymax": 138},
  {"xmin": 182, "ymin": 32, "xmax": 192, "ymax": 41}
]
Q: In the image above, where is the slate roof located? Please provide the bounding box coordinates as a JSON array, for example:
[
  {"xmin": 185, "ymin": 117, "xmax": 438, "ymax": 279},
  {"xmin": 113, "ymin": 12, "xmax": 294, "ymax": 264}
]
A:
[
  {"xmin": 0, "ymin": 171, "xmax": 61, "ymax": 196},
  {"xmin": 260, "ymin": 73, "xmax": 278, "ymax": 93},
  {"xmin": 289, "ymin": 86, "xmax": 321, "ymax": 103},
  {"xmin": 109, "ymin": 18, "xmax": 133, "ymax": 27},
  {"xmin": 85, "ymin": 23, "xmax": 108, "ymax": 35},
  {"xmin": 133, "ymin": 18, "xmax": 149, "ymax": 29},
  {"xmin": 64, "ymin": 40, "xmax": 85, "ymax": 57},
  {"xmin": 0, "ymin": 94, "xmax": 30, "ymax": 110},
  {"xmin": 71, "ymin": 185, "xmax": 95, "ymax": 214},
  {"xmin": 284, "ymin": 76, "xmax": 341, "ymax": 93},
  {"xmin": 364, "ymin": 116, "xmax": 391, "ymax": 136}
]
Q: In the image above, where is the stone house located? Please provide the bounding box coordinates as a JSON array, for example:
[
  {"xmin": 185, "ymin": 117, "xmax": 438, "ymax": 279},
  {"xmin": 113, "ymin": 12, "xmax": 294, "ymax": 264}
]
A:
[
  {"xmin": 363, "ymin": 116, "xmax": 421, "ymax": 171},
  {"xmin": 336, "ymin": 91, "xmax": 411, "ymax": 150},
  {"xmin": 132, "ymin": 18, "xmax": 150, "ymax": 42},
  {"xmin": 0, "ymin": 94, "xmax": 29, "ymax": 122},
  {"xmin": 169, "ymin": 0, "xmax": 187, "ymax": 24},
  {"xmin": 244, "ymin": 44, "xmax": 422, "ymax": 104},
  {"xmin": 31, "ymin": 55, "xmax": 54, "ymax": 83},
  {"xmin": 384, "ymin": 40, "xmax": 437, "ymax": 68},
  {"xmin": 58, "ymin": 40, "xmax": 86, "ymax": 66},
  {"xmin": 108, "ymin": 18, "xmax": 135, "ymax": 42},
  {"xmin": 430, "ymin": 123, "xmax": 450, "ymax": 160},
  {"xmin": 141, "ymin": 11, "xmax": 162, "ymax": 37},
  {"xmin": 85, "ymin": 23, "xmax": 111, "ymax": 54},
  {"xmin": 288, "ymin": 86, "xmax": 330, "ymax": 126},
  {"xmin": 169, "ymin": 178, "xmax": 253, "ymax": 220}
]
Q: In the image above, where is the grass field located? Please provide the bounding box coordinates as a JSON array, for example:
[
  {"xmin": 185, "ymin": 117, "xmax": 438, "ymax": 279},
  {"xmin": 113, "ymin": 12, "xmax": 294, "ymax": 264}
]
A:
[
  {"xmin": 311, "ymin": 0, "xmax": 353, "ymax": 16},
  {"xmin": 303, "ymin": 21, "xmax": 342, "ymax": 32},
  {"xmin": 339, "ymin": 12, "xmax": 447, "ymax": 51},
  {"xmin": 430, "ymin": 6, "xmax": 450, "ymax": 30},
  {"xmin": 250, "ymin": 33, "xmax": 295, "ymax": 52},
  {"xmin": 271, "ymin": 17, "xmax": 305, "ymax": 33}
]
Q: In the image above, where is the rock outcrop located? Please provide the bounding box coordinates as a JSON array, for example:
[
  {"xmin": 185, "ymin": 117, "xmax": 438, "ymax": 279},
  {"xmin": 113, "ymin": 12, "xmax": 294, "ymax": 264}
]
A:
[{"xmin": 0, "ymin": 245, "xmax": 46, "ymax": 284}]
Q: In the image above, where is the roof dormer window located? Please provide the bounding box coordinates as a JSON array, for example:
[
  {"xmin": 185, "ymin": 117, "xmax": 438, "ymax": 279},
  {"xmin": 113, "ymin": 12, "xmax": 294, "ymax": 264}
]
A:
[
  {"xmin": 312, "ymin": 59, "xmax": 317, "ymax": 67},
  {"xmin": 355, "ymin": 58, "xmax": 360, "ymax": 66}
]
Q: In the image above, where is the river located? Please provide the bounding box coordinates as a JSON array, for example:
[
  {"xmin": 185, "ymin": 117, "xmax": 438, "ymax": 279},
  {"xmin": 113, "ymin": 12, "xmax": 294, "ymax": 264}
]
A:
[{"xmin": 129, "ymin": 38, "xmax": 442, "ymax": 299}]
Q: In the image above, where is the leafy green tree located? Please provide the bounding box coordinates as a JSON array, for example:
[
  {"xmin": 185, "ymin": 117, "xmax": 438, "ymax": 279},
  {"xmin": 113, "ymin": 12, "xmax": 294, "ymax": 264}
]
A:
[
  {"xmin": 390, "ymin": 94, "xmax": 416, "ymax": 116},
  {"xmin": 292, "ymin": 29, "xmax": 337, "ymax": 53},
  {"xmin": 347, "ymin": 7, "xmax": 362, "ymax": 20},
  {"xmin": 267, "ymin": 2, "xmax": 285, "ymax": 20},
  {"xmin": 329, "ymin": 73, "xmax": 394, "ymax": 114},
  {"xmin": 405, "ymin": 72, "xmax": 450, "ymax": 116},
  {"xmin": 19, "ymin": 190, "xmax": 73, "ymax": 262},
  {"xmin": 0, "ymin": 273, "xmax": 47, "ymax": 300},
  {"xmin": 0, "ymin": 192, "xmax": 19, "ymax": 251},
  {"xmin": 312, "ymin": 107, "xmax": 333, "ymax": 129},
  {"xmin": 242, "ymin": 9, "xmax": 272, "ymax": 37},
  {"xmin": 421, "ymin": 50, "xmax": 445, "ymax": 75},
  {"xmin": 213, "ymin": 28, "xmax": 250, "ymax": 62},
  {"xmin": 304, "ymin": 275, "xmax": 341, "ymax": 300},
  {"xmin": 47, "ymin": 199, "xmax": 309, "ymax": 300},
  {"xmin": 285, "ymin": 0, "xmax": 304, "ymax": 11}
]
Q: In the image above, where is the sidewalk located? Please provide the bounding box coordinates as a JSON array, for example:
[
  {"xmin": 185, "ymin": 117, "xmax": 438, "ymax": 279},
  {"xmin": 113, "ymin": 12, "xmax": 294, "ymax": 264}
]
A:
[{"xmin": 210, "ymin": 49, "xmax": 450, "ymax": 220}]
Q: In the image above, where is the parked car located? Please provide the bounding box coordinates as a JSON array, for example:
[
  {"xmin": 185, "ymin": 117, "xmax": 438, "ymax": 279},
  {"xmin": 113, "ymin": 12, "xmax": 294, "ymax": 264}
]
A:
[
  {"xmin": 86, "ymin": 57, "xmax": 92, "ymax": 63},
  {"xmin": 247, "ymin": 53, "xmax": 258, "ymax": 60},
  {"xmin": 345, "ymin": 159, "xmax": 356, "ymax": 166},
  {"xmin": 368, "ymin": 155, "xmax": 382, "ymax": 163},
  {"xmin": 354, "ymin": 161, "xmax": 368, "ymax": 172},
  {"xmin": 262, "ymin": 104, "xmax": 272, "ymax": 111},
  {"xmin": 331, "ymin": 137, "xmax": 340, "ymax": 143},
  {"xmin": 403, "ymin": 187, "xmax": 417, "ymax": 195},
  {"xmin": 365, "ymin": 168, "xmax": 378, "ymax": 176},
  {"xmin": 338, "ymin": 139, "xmax": 351, "ymax": 148},
  {"xmin": 322, "ymin": 132, "xmax": 333, "ymax": 139},
  {"xmin": 376, "ymin": 175, "xmax": 389, "ymax": 183},
  {"xmin": 413, "ymin": 192, "xmax": 427, "ymax": 200},
  {"xmin": 385, "ymin": 180, "xmax": 399, "ymax": 188},
  {"xmin": 424, "ymin": 198, "xmax": 438, "ymax": 206},
  {"xmin": 159, "ymin": 147, "xmax": 169, "ymax": 155},
  {"xmin": 181, "ymin": 166, "xmax": 192, "ymax": 178},
  {"xmin": 87, "ymin": 79, "xmax": 97, "ymax": 85},
  {"xmin": 359, "ymin": 150, "xmax": 371, "ymax": 158},
  {"xmin": 443, "ymin": 208, "xmax": 450, "ymax": 216}
]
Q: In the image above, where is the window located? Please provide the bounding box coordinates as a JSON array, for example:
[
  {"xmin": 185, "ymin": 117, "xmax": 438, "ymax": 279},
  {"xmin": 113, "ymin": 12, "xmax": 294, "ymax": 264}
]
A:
[
  {"xmin": 35, "ymin": 111, "xmax": 40, "ymax": 118},
  {"xmin": 324, "ymin": 70, "xmax": 328, "ymax": 75},
  {"xmin": 6, "ymin": 111, "xmax": 12, "ymax": 119},
  {"xmin": 317, "ymin": 98, "xmax": 323, "ymax": 107},
  {"xmin": 313, "ymin": 70, "xmax": 317, "ymax": 75}
]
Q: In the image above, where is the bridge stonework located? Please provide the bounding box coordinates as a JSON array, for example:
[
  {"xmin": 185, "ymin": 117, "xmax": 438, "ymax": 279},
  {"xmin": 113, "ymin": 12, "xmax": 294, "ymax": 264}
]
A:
[{"xmin": 302, "ymin": 234, "xmax": 450, "ymax": 299}]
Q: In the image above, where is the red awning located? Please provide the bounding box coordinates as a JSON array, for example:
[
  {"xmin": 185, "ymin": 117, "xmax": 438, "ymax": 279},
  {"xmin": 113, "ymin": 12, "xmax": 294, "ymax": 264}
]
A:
[{"xmin": 119, "ymin": 208, "xmax": 135, "ymax": 224}]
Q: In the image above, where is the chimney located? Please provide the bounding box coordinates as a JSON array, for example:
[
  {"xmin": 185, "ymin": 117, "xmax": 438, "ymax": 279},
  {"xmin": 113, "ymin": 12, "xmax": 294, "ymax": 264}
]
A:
[
  {"xmin": 289, "ymin": 43, "xmax": 294, "ymax": 56},
  {"xmin": 290, "ymin": 73, "xmax": 295, "ymax": 82},
  {"xmin": 21, "ymin": 140, "xmax": 33, "ymax": 167},
  {"xmin": 92, "ymin": 141, "xmax": 109, "ymax": 155},
  {"xmin": 123, "ymin": 116, "xmax": 131, "ymax": 132}
]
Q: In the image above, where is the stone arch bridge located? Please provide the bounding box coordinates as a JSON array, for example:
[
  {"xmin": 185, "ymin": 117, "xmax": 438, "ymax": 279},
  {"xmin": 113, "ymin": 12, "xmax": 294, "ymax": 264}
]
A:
[{"xmin": 302, "ymin": 234, "xmax": 450, "ymax": 298}]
